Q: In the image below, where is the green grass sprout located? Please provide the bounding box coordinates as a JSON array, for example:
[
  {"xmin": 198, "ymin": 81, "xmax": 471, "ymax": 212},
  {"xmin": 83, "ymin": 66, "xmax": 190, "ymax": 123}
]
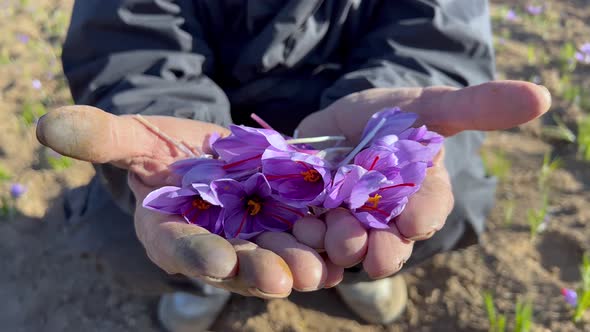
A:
[
  {"xmin": 526, "ymin": 192, "xmax": 549, "ymax": 240},
  {"xmin": 573, "ymin": 253, "xmax": 590, "ymax": 322},
  {"xmin": 484, "ymin": 292, "xmax": 533, "ymax": 332},
  {"xmin": 482, "ymin": 149, "xmax": 512, "ymax": 181},
  {"xmin": 538, "ymin": 150, "xmax": 561, "ymax": 190},
  {"xmin": 578, "ymin": 115, "xmax": 590, "ymax": 161}
]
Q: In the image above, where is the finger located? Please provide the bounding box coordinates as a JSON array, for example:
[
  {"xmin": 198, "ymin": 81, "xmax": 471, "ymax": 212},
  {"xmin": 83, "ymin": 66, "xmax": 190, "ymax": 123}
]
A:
[
  {"xmin": 227, "ymin": 239, "xmax": 293, "ymax": 298},
  {"xmin": 322, "ymin": 253, "xmax": 344, "ymax": 288},
  {"xmin": 410, "ymin": 80, "xmax": 552, "ymax": 136},
  {"xmin": 36, "ymin": 105, "xmax": 228, "ymax": 168},
  {"xmin": 324, "ymin": 209, "xmax": 368, "ymax": 268},
  {"xmin": 304, "ymin": 80, "xmax": 551, "ymax": 142},
  {"xmin": 292, "ymin": 216, "xmax": 326, "ymax": 250},
  {"xmin": 256, "ymin": 232, "xmax": 327, "ymax": 292},
  {"xmin": 395, "ymin": 154, "xmax": 454, "ymax": 241},
  {"xmin": 129, "ymin": 173, "xmax": 238, "ymax": 279},
  {"xmin": 363, "ymin": 225, "xmax": 414, "ymax": 279}
]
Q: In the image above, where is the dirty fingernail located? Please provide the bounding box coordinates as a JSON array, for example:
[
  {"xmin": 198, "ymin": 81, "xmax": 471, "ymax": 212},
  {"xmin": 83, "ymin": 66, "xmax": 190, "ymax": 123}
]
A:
[{"xmin": 406, "ymin": 230, "xmax": 436, "ymax": 241}]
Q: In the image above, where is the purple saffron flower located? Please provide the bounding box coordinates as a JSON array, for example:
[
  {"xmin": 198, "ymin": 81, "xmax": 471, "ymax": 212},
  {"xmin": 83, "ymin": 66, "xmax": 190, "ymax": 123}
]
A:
[
  {"xmin": 575, "ymin": 51, "xmax": 590, "ymax": 64},
  {"xmin": 16, "ymin": 33, "xmax": 29, "ymax": 44},
  {"xmin": 505, "ymin": 9, "xmax": 519, "ymax": 21},
  {"xmin": 561, "ymin": 288, "xmax": 578, "ymax": 307},
  {"xmin": 261, "ymin": 148, "xmax": 332, "ymax": 206},
  {"xmin": 212, "ymin": 125, "xmax": 291, "ymax": 171},
  {"xmin": 10, "ymin": 183, "xmax": 26, "ymax": 199},
  {"xmin": 31, "ymin": 79, "xmax": 42, "ymax": 90},
  {"xmin": 354, "ymin": 134, "xmax": 442, "ymax": 178},
  {"xmin": 355, "ymin": 163, "xmax": 426, "ymax": 228},
  {"xmin": 360, "ymin": 108, "xmax": 418, "ymax": 144},
  {"xmin": 580, "ymin": 43, "xmax": 590, "ymax": 55},
  {"xmin": 324, "ymin": 165, "xmax": 389, "ymax": 210},
  {"xmin": 171, "ymin": 158, "xmax": 228, "ymax": 187},
  {"xmin": 325, "ymin": 161, "xmax": 427, "ymax": 228},
  {"xmin": 526, "ymin": 5, "xmax": 543, "ymax": 16},
  {"xmin": 211, "ymin": 173, "xmax": 307, "ymax": 239},
  {"xmin": 143, "ymin": 184, "xmax": 223, "ymax": 234}
]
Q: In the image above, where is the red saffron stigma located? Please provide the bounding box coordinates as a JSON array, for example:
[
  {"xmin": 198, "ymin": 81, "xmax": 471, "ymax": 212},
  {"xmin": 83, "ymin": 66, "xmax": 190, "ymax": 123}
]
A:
[
  {"xmin": 369, "ymin": 155, "xmax": 380, "ymax": 170},
  {"xmin": 222, "ymin": 153, "xmax": 263, "ymax": 170},
  {"xmin": 381, "ymin": 183, "xmax": 415, "ymax": 190}
]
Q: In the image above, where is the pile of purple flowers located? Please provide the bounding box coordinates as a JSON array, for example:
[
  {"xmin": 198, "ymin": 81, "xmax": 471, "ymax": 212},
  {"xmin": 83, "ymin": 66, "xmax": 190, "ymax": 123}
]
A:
[{"xmin": 143, "ymin": 108, "xmax": 443, "ymax": 239}]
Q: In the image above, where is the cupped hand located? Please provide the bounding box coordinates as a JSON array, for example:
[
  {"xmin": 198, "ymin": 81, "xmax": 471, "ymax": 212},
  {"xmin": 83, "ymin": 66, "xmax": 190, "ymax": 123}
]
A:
[
  {"xmin": 36, "ymin": 106, "xmax": 342, "ymax": 298},
  {"xmin": 295, "ymin": 80, "xmax": 552, "ymax": 278}
]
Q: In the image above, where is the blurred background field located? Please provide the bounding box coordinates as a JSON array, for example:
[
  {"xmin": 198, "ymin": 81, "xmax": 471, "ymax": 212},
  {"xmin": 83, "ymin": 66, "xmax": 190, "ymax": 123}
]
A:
[{"xmin": 0, "ymin": 0, "xmax": 589, "ymax": 331}]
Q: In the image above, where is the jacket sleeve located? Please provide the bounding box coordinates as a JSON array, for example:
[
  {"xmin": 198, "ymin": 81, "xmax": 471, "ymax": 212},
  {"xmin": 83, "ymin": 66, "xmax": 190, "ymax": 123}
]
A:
[
  {"xmin": 62, "ymin": 0, "xmax": 232, "ymax": 126},
  {"xmin": 320, "ymin": 0, "xmax": 495, "ymax": 108}
]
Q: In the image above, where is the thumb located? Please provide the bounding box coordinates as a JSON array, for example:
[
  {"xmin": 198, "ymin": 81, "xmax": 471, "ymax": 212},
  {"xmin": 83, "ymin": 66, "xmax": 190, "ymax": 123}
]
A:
[{"xmin": 36, "ymin": 105, "xmax": 229, "ymax": 169}]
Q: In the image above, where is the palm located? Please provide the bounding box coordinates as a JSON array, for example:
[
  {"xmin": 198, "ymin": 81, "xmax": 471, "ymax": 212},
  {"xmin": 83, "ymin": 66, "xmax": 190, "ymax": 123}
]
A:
[
  {"xmin": 37, "ymin": 106, "xmax": 336, "ymax": 297},
  {"xmin": 296, "ymin": 81, "xmax": 551, "ymax": 277}
]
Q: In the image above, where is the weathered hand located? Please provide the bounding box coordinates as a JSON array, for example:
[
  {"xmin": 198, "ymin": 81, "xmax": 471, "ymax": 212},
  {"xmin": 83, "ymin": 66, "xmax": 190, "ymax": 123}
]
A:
[
  {"xmin": 296, "ymin": 80, "xmax": 552, "ymax": 278},
  {"xmin": 36, "ymin": 106, "xmax": 341, "ymax": 298}
]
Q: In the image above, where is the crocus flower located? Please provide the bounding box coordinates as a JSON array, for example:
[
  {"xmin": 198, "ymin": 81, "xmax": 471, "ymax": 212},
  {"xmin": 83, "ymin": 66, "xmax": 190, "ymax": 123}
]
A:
[
  {"xmin": 16, "ymin": 33, "xmax": 29, "ymax": 44},
  {"xmin": 262, "ymin": 148, "xmax": 332, "ymax": 206},
  {"xmin": 325, "ymin": 162, "xmax": 426, "ymax": 228},
  {"xmin": 354, "ymin": 134, "xmax": 442, "ymax": 178},
  {"xmin": 31, "ymin": 79, "xmax": 42, "ymax": 90},
  {"xmin": 580, "ymin": 43, "xmax": 590, "ymax": 54},
  {"xmin": 212, "ymin": 125, "xmax": 291, "ymax": 171},
  {"xmin": 526, "ymin": 5, "xmax": 543, "ymax": 15},
  {"xmin": 575, "ymin": 52, "xmax": 590, "ymax": 64},
  {"xmin": 10, "ymin": 183, "xmax": 26, "ymax": 199},
  {"xmin": 143, "ymin": 184, "xmax": 223, "ymax": 234},
  {"xmin": 171, "ymin": 158, "xmax": 228, "ymax": 187},
  {"xmin": 360, "ymin": 108, "xmax": 418, "ymax": 144},
  {"xmin": 211, "ymin": 173, "xmax": 307, "ymax": 239},
  {"xmin": 324, "ymin": 165, "xmax": 389, "ymax": 210},
  {"xmin": 355, "ymin": 163, "xmax": 426, "ymax": 228},
  {"xmin": 561, "ymin": 288, "xmax": 578, "ymax": 307},
  {"xmin": 505, "ymin": 9, "xmax": 519, "ymax": 21}
]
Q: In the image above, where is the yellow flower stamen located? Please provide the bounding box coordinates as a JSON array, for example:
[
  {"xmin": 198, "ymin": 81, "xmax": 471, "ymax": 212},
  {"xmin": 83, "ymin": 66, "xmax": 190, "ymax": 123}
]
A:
[
  {"xmin": 247, "ymin": 199, "xmax": 262, "ymax": 216},
  {"xmin": 192, "ymin": 198, "xmax": 211, "ymax": 210},
  {"xmin": 366, "ymin": 194, "xmax": 382, "ymax": 208},
  {"xmin": 301, "ymin": 169, "xmax": 321, "ymax": 182}
]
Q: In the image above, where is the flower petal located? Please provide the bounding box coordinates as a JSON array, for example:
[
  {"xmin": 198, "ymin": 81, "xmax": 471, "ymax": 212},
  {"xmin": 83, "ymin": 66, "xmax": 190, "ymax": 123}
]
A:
[{"xmin": 143, "ymin": 186, "xmax": 195, "ymax": 214}]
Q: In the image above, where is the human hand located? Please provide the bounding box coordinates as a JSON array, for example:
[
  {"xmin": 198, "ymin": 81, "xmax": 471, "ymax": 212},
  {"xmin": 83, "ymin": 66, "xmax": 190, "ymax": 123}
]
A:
[
  {"xmin": 36, "ymin": 106, "xmax": 342, "ymax": 298},
  {"xmin": 296, "ymin": 80, "xmax": 552, "ymax": 278}
]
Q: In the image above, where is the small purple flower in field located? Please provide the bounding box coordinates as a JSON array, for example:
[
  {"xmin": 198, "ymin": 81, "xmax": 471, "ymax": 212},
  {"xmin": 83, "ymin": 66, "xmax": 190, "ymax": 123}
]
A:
[
  {"xmin": 16, "ymin": 33, "xmax": 29, "ymax": 44},
  {"xmin": 575, "ymin": 52, "xmax": 590, "ymax": 64},
  {"xmin": 143, "ymin": 184, "xmax": 223, "ymax": 234},
  {"xmin": 10, "ymin": 183, "xmax": 26, "ymax": 199},
  {"xmin": 561, "ymin": 288, "xmax": 578, "ymax": 307},
  {"xmin": 31, "ymin": 79, "xmax": 42, "ymax": 90},
  {"xmin": 505, "ymin": 9, "xmax": 519, "ymax": 21},
  {"xmin": 526, "ymin": 5, "xmax": 543, "ymax": 16},
  {"xmin": 262, "ymin": 148, "xmax": 331, "ymax": 206},
  {"xmin": 212, "ymin": 173, "xmax": 307, "ymax": 239},
  {"xmin": 212, "ymin": 125, "xmax": 291, "ymax": 171},
  {"xmin": 575, "ymin": 43, "xmax": 590, "ymax": 64}
]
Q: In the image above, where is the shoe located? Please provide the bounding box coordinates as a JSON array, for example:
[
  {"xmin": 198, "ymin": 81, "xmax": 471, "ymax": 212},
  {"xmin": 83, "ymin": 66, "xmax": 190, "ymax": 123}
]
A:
[
  {"xmin": 157, "ymin": 284, "xmax": 231, "ymax": 332},
  {"xmin": 336, "ymin": 275, "xmax": 408, "ymax": 324}
]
